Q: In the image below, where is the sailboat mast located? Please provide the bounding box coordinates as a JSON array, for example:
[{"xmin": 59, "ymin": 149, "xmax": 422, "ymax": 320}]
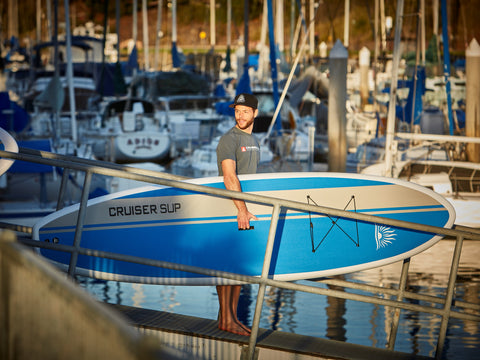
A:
[
  {"xmin": 276, "ymin": 0, "xmax": 284, "ymax": 53},
  {"xmin": 63, "ymin": 0, "xmax": 78, "ymax": 144},
  {"xmin": 133, "ymin": 0, "xmax": 138, "ymax": 45},
  {"xmin": 289, "ymin": 0, "xmax": 295, "ymax": 62},
  {"xmin": 267, "ymin": 0, "xmax": 280, "ymax": 131},
  {"xmin": 7, "ymin": 0, "xmax": 18, "ymax": 39},
  {"xmin": 116, "ymin": 0, "xmax": 121, "ymax": 60},
  {"xmin": 441, "ymin": 0, "xmax": 455, "ymax": 135},
  {"xmin": 142, "ymin": 0, "xmax": 149, "ymax": 70},
  {"xmin": 36, "ymin": 0, "xmax": 41, "ymax": 43},
  {"xmin": 154, "ymin": 0, "xmax": 163, "ymax": 70},
  {"xmin": 171, "ymin": 0, "xmax": 182, "ymax": 68},
  {"xmin": 210, "ymin": 0, "xmax": 216, "ymax": 50},
  {"xmin": 344, "ymin": 0, "xmax": 350, "ymax": 48},
  {"xmin": 373, "ymin": 0, "xmax": 379, "ymax": 110},
  {"xmin": 226, "ymin": 0, "xmax": 231, "ymax": 48},
  {"xmin": 384, "ymin": 0, "xmax": 405, "ymax": 177},
  {"xmin": 244, "ymin": 0, "xmax": 249, "ymax": 66},
  {"xmin": 309, "ymin": 0, "xmax": 315, "ymax": 56},
  {"xmin": 257, "ymin": 0, "xmax": 268, "ymax": 82}
]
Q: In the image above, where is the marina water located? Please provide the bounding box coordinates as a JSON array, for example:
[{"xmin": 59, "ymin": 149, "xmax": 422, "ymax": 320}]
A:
[{"xmin": 79, "ymin": 239, "xmax": 479, "ymax": 359}]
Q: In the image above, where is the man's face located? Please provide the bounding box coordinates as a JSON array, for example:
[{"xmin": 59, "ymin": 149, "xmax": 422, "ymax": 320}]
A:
[{"xmin": 234, "ymin": 105, "xmax": 258, "ymax": 132}]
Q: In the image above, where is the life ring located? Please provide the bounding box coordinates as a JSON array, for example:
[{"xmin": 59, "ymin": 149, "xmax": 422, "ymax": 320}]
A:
[{"xmin": 0, "ymin": 127, "xmax": 19, "ymax": 176}]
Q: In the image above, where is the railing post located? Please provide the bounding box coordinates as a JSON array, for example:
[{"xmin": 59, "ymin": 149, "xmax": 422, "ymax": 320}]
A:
[
  {"xmin": 67, "ymin": 170, "xmax": 93, "ymax": 278},
  {"xmin": 387, "ymin": 257, "xmax": 410, "ymax": 350},
  {"xmin": 56, "ymin": 168, "xmax": 70, "ymax": 210},
  {"xmin": 245, "ymin": 203, "xmax": 282, "ymax": 360},
  {"xmin": 435, "ymin": 234, "xmax": 464, "ymax": 359}
]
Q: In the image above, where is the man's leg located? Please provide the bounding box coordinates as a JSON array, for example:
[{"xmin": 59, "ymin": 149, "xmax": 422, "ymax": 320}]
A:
[{"xmin": 217, "ymin": 285, "xmax": 251, "ymax": 335}]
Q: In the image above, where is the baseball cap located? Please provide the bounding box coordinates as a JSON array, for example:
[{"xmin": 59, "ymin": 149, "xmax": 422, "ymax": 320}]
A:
[{"xmin": 229, "ymin": 93, "xmax": 258, "ymax": 109}]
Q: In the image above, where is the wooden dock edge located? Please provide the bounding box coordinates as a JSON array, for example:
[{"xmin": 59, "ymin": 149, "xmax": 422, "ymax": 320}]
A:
[{"xmin": 110, "ymin": 304, "xmax": 433, "ymax": 360}]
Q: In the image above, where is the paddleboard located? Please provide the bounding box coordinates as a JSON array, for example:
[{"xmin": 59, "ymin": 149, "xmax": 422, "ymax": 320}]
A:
[
  {"xmin": 33, "ymin": 172, "xmax": 455, "ymax": 285},
  {"xmin": 0, "ymin": 127, "xmax": 19, "ymax": 176}
]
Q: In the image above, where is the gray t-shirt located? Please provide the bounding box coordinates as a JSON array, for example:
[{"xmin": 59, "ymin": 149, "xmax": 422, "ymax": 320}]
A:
[{"xmin": 216, "ymin": 126, "xmax": 260, "ymax": 176}]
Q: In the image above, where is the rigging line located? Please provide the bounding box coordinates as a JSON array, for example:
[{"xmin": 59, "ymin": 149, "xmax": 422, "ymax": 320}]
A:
[
  {"xmin": 308, "ymin": 194, "xmax": 336, "ymax": 251},
  {"xmin": 307, "ymin": 195, "xmax": 360, "ymax": 253},
  {"xmin": 315, "ymin": 214, "xmax": 357, "ymax": 252},
  {"xmin": 351, "ymin": 195, "xmax": 360, "ymax": 247},
  {"xmin": 336, "ymin": 196, "xmax": 360, "ymax": 246},
  {"xmin": 327, "ymin": 196, "xmax": 360, "ymax": 248},
  {"xmin": 307, "ymin": 195, "xmax": 315, "ymax": 252}
]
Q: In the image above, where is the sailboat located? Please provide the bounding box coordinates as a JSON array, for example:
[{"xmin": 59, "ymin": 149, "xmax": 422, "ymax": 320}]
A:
[
  {"xmin": 0, "ymin": 0, "xmax": 108, "ymax": 227},
  {"xmin": 80, "ymin": 97, "xmax": 171, "ymax": 163},
  {"xmin": 359, "ymin": 0, "xmax": 480, "ymax": 228}
]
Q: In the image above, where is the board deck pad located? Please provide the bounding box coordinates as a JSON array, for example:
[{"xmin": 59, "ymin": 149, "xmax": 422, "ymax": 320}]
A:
[{"xmin": 33, "ymin": 172, "xmax": 456, "ymax": 284}]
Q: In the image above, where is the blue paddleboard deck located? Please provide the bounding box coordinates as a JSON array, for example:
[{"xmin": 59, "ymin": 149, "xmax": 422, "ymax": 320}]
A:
[{"xmin": 33, "ymin": 172, "xmax": 455, "ymax": 285}]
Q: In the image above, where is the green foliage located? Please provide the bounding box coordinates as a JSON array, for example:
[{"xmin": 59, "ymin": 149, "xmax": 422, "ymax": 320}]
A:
[{"xmin": 426, "ymin": 35, "xmax": 439, "ymax": 64}]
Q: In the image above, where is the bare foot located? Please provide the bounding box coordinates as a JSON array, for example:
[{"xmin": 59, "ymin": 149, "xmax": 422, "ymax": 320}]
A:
[
  {"xmin": 218, "ymin": 321, "xmax": 251, "ymax": 336},
  {"xmin": 237, "ymin": 320, "xmax": 251, "ymax": 334},
  {"xmin": 218, "ymin": 314, "xmax": 251, "ymax": 336}
]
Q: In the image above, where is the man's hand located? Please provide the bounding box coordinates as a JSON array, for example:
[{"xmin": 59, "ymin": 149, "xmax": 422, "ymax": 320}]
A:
[{"xmin": 237, "ymin": 208, "xmax": 258, "ymax": 230}]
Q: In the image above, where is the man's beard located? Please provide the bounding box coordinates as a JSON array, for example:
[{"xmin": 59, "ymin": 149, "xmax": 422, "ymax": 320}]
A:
[{"xmin": 236, "ymin": 118, "xmax": 254, "ymax": 130}]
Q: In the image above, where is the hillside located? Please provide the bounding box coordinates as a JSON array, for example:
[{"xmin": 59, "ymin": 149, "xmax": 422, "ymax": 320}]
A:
[{"xmin": 3, "ymin": 0, "xmax": 480, "ymax": 57}]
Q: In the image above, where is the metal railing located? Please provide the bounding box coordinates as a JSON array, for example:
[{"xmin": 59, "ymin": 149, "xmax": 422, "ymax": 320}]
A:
[{"xmin": 2, "ymin": 146, "xmax": 480, "ymax": 360}]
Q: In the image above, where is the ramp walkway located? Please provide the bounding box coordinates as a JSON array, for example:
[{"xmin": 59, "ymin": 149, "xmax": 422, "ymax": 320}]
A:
[{"xmin": 1, "ymin": 146, "xmax": 480, "ymax": 359}]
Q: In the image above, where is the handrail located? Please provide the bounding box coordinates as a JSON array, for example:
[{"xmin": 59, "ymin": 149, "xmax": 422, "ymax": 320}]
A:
[
  {"xmin": 2, "ymin": 147, "xmax": 480, "ymax": 360},
  {"xmin": 2, "ymin": 148, "xmax": 480, "ymax": 239},
  {"xmin": 17, "ymin": 236, "xmax": 480, "ymax": 324}
]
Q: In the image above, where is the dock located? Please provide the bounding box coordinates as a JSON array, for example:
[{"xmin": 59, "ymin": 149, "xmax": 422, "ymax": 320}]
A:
[{"xmin": 111, "ymin": 303, "xmax": 433, "ymax": 360}]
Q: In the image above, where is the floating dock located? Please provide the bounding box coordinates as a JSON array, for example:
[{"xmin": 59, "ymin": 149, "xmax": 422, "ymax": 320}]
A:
[{"xmin": 111, "ymin": 303, "xmax": 433, "ymax": 360}]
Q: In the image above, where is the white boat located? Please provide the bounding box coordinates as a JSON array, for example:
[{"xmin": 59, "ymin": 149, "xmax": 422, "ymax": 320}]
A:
[
  {"xmin": 21, "ymin": 74, "xmax": 99, "ymax": 140},
  {"xmin": 170, "ymin": 136, "xmax": 274, "ymax": 178},
  {"xmin": 362, "ymin": 157, "xmax": 480, "ymax": 228},
  {"xmin": 156, "ymin": 94, "xmax": 226, "ymax": 157},
  {"xmin": 103, "ymin": 162, "xmax": 166, "ymax": 193},
  {"xmin": 0, "ymin": 137, "xmax": 107, "ymax": 227},
  {"xmin": 81, "ymin": 97, "xmax": 170, "ymax": 163},
  {"xmin": 241, "ymin": 91, "xmax": 314, "ymax": 163},
  {"xmin": 345, "ymin": 102, "xmax": 379, "ymax": 152},
  {"xmin": 0, "ymin": 131, "xmax": 169, "ymax": 227},
  {"xmin": 346, "ymin": 136, "xmax": 451, "ymax": 173}
]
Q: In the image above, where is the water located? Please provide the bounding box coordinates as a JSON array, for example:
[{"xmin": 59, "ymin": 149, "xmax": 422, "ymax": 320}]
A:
[{"xmin": 79, "ymin": 239, "xmax": 480, "ymax": 359}]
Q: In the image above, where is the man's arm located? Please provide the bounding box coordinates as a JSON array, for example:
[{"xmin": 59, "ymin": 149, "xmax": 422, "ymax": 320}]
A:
[{"xmin": 221, "ymin": 159, "xmax": 257, "ymax": 229}]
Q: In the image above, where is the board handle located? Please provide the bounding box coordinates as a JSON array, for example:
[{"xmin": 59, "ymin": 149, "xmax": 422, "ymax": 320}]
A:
[{"xmin": 238, "ymin": 226, "xmax": 254, "ymax": 231}]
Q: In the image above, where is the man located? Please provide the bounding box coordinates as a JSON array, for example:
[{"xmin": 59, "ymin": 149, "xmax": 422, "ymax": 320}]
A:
[{"xmin": 216, "ymin": 93, "xmax": 260, "ymax": 336}]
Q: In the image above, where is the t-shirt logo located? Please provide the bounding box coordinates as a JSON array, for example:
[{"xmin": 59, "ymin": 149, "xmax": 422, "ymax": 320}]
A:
[{"xmin": 241, "ymin": 146, "xmax": 247, "ymax": 152}]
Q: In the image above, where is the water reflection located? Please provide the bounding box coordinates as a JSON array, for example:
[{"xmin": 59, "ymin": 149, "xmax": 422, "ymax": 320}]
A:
[
  {"xmin": 78, "ymin": 240, "xmax": 480, "ymax": 360},
  {"xmin": 131, "ymin": 284, "xmax": 144, "ymax": 308},
  {"xmin": 325, "ymin": 282, "xmax": 347, "ymax": 342},
  {"xmin": 158, "ymin": 286, "xmax": 180, "ymax": 312},
  {"xmin": 263, "ymin": 287, "xmax": 297, "ymax": 332},
  {"xmin": 238, "ymin": 285, "xmax": 253, "ymax": 328}
]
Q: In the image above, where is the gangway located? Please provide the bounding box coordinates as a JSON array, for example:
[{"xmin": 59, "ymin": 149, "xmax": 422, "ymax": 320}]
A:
[{"xmin": 1, "ymin": 146, "xmax": 480, "ymax": 360}]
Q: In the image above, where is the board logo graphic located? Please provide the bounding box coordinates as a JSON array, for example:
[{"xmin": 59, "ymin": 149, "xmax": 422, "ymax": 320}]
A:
[{"xmin": 375, "ymin": 224, "xmax": 396, "ymax": 250}]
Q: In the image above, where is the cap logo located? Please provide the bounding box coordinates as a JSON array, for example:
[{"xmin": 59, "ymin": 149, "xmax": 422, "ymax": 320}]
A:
[{"xmin": 229, "ymin": 93, "xmax": 258, "ymax": 109}]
